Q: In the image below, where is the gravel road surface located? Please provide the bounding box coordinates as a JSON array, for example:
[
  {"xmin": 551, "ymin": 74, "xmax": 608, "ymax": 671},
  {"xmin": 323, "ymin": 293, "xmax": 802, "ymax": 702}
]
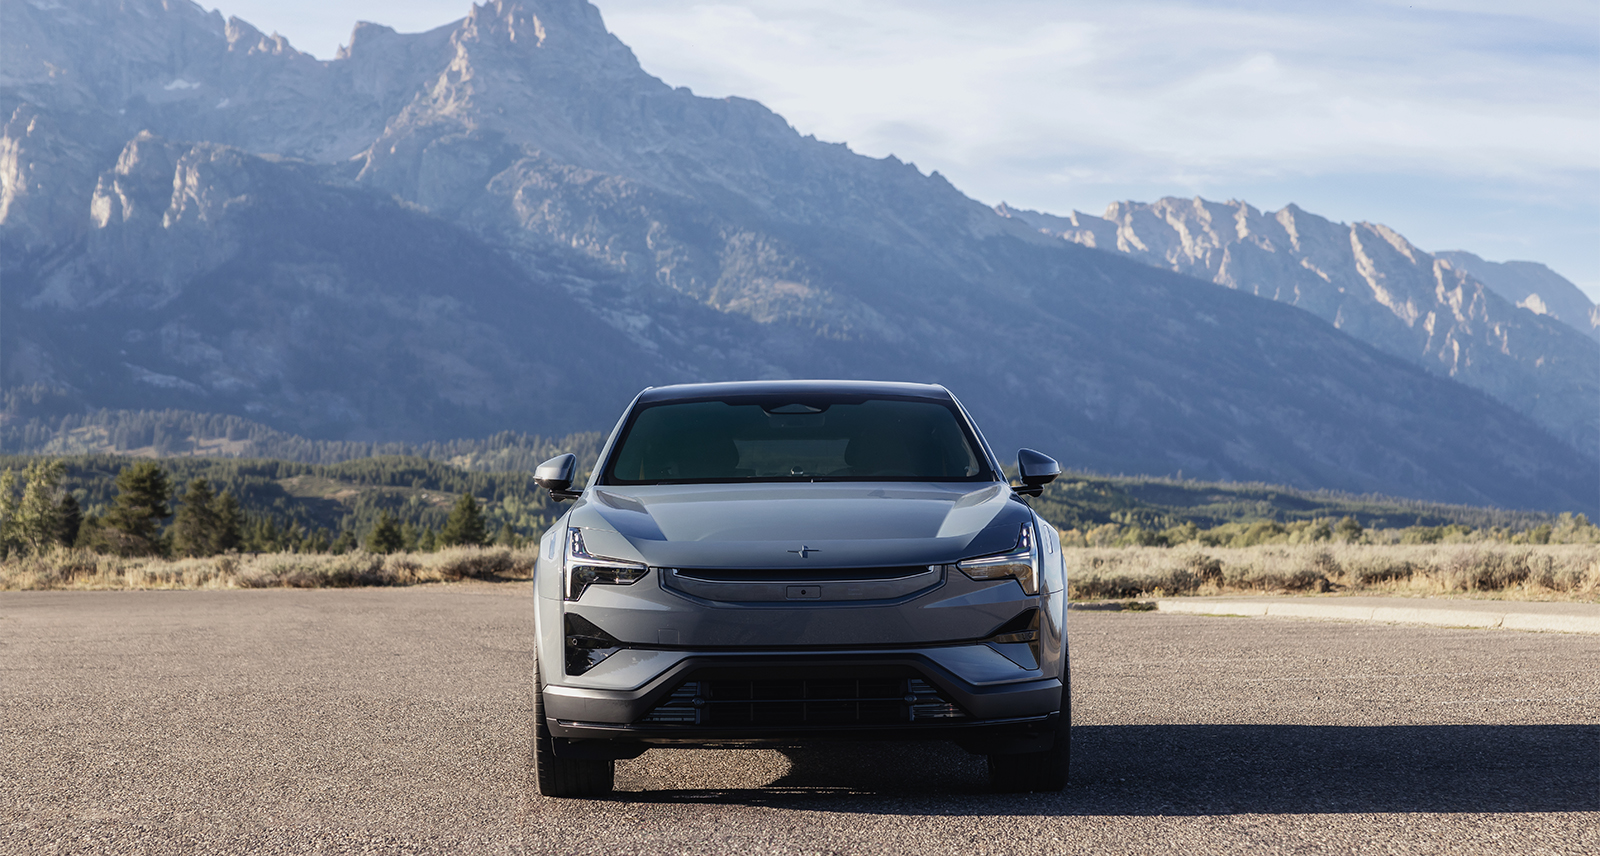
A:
[{"xmin": 3, "ymin": 586, "xmax": 1596, "ymax": 855}]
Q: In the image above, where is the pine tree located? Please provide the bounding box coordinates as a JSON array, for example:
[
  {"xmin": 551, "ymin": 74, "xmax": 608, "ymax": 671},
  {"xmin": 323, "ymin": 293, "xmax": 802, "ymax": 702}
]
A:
[
  {"xmin": 284, "ymin": 522, "xmax": 307, "ymax": 553},
  {"xmin": 57, "ymin": 494, "xmax": 83, "ymax": 548},
  {"xmin": 366, "ymin": 511, "xmax": 404, "ymax": 554},
  {"xmin": 0, "ymin": 468, "xmax": 20, "ymax": 556},
  {"xmin": 14, "ymin": 460, "xmax": 67, "ymax": 556},
  {"xmin": 439, "ymin": 493, "xmax": 487, "ymax": 547},
  {"xmin": 1334, "ymin": 516, "xmax": 1363, "ymax": 543},
  {"xmin": 494, "ymin": 522, "xmax": 517, "ymax": 548},
  {"xmin": 246, "ymin": 516, "xmax": 281, "ymax": 553},
  {"xmin": 304, "ymin": 528, "xmax": 332, "ymax": 553},
  {"xmin": 102, "ymin": 461, "xmax": 174, "ymax": 556},
  {"xmin": 171, "ymin": 478, "xmax": 221, "ymax": 558},
  {"xmin": 214, "ymin": 492, "xmax": 244, "ymax": 553},
  {"xmin": 74, "ymin": 513, "xmax": 103, "ymax": 549},
  {"xmin": 331, "ymin": 528, "xmax": 358, "ymax": 554}
]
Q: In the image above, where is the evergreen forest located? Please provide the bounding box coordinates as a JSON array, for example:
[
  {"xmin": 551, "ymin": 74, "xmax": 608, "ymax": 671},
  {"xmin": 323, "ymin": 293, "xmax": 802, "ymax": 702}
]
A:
[{"xmin": 0, "ymin": 454, "xmax": 562, "ymax": 558}]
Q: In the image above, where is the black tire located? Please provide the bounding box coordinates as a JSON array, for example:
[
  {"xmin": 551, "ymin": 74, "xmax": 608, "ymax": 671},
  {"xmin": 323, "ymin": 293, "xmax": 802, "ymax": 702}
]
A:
[
  {"xmin": 532, "ymin": 655, "xmax": 615, "ymax": 797},
  {"xmin": 987, "ymin": 673, "xmax": 1071, "ymax": 793}
]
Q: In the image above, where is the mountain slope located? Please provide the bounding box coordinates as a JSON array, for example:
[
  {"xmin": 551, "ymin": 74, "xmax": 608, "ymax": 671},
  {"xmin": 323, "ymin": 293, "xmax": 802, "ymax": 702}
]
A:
[
  {"xmin": 1000, "ymin": 197, "xmax": 1598, "ymax": 456},
  {"xmin": 3, "ymin": 131, "xmax": 666, "ymax": 439},
  {"xmin": 2, "ymin": 0, "xmax": 1595, "ymax": 514},
  {"xmin": 1434, "ymin": 251, "xmax": 1599, "ymax": 342}
]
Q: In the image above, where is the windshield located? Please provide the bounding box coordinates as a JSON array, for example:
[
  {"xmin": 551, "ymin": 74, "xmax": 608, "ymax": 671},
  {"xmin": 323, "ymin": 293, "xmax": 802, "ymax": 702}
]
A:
[{"xmin": 601, "ymin": 396, "xmax": 993, "ymax": 485}]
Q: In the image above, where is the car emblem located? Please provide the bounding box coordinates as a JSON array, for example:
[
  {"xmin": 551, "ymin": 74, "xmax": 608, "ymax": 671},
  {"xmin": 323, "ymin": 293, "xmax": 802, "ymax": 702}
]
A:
[{"xmin": 787, "ymin": 545, "xmax": 821, "ymax": 559}]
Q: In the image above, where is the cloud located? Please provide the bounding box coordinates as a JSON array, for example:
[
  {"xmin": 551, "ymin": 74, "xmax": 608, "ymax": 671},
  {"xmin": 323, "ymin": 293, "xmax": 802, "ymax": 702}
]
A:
[
  {"xmin": 596, "ymin": 0, "xmax": 1596, "ymax": 177},
  {"xmin": 595, "ymin": 0, "xmax": 1599, "ymax": 293}
]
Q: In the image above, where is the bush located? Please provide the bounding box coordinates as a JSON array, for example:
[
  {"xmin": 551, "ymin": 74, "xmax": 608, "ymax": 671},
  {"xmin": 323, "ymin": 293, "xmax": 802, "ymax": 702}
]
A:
[
  {"xmin": 1186, "ymin": 553, "xmax": 1223, "ymax": 583},
  {"xmin": 1440, "ymin": 549, "xmax": 1530, "ymax": 591},
  {"xmin": 1, "ymin": 546, "xmax": 538, "ymax": 590},
  {"xmin": 1061, "ymin": 543, "xmax": 1599, "ymax": 601},
  {"xmin": 1346, "ymin": 557, "xmax": 1414, "ymax": 585},
  {"xmin": 434, "ymin": 548, "xmax": 520, "ymax": 580},
  {"xmin": 240, "ymin": 553, "xmax": 389, "ymax": 588}
]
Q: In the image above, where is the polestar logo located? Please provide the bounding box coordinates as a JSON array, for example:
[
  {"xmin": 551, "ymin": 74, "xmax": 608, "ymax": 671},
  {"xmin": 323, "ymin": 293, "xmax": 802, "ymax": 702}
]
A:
[{"xmin": 787, "ymin": 545, "xmax": 820, "ymax": 559}]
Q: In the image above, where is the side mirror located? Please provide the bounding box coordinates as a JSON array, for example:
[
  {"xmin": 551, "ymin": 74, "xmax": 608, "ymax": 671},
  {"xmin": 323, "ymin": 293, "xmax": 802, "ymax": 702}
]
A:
[
  {"xmin": 1014, "ymin": 449, "xmax": 1060, "ymax": 497},
  {"xmin": 535, "ymin": 454, "xmax": 582, "ymax": 502}
]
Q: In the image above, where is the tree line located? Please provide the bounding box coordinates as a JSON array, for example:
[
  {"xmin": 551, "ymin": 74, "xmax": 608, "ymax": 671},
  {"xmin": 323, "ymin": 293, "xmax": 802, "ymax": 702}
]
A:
[
  {"xmin": 1, "ymin": 452, "xmax": 571, "ymax": 537},
  {"xmin": 1, "ymin": 393, "xmax": 605, "ymax": 473},
  {"xmin": 7, "ymin": 450, "xmax": 1588, "ymax": 561},
  {"xmin": 0, "ymin": 457, "xmax": 530, "ymax": 560},
  {"xmin": 11, "ymin": 397, "xmax": 1583, "ymax": 531},
  {"xmin": 1031, "ymin": 473, "xmax": 1568, "ymax": 533}
]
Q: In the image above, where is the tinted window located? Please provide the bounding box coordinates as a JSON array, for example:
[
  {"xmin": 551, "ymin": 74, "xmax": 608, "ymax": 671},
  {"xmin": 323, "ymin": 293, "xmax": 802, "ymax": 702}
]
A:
[{"xmin": 603, "ymin": 397, "xmax": 991, "ymax": 484}]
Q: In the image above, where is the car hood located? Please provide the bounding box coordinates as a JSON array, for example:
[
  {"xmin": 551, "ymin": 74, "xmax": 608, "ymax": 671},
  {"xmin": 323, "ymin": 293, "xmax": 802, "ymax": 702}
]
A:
[{"xmin": 566, "ymin": 482, "xmax": 1026, "ymax": 569}]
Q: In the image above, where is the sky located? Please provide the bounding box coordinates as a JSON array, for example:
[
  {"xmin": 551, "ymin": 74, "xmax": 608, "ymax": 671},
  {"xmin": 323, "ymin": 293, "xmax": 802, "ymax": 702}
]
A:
[{"xmin": 204, "ymin": 0, "xmax": 1600, "ymax": 299}]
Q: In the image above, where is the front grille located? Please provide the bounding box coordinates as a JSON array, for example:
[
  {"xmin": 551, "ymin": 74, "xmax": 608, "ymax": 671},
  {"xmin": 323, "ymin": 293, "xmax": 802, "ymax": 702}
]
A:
[
  {"xmin": 670, "ymin": 565, "xmax": 933, "ymax": 583},
  {"xmin": 636, "ymin": 670, "xmax": 968, "ymax": 727}
]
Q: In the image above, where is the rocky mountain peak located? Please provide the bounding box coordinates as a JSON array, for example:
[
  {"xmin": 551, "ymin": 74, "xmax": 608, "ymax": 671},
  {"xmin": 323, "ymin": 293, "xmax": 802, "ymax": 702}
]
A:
[
  {"xmin": 338, "ymin": 22, "xmax": 393, "ymax": 59},
  {"xmin": 1437, "ymin": 250, "xmax": 1599, "ymax": 341},
  {"xmin": 451, "ymin": 0, "xmax": 642, "ymax": 76},
  {"xmin": 223, "ymin": 15, "xmax": 306, "ymax": 58},
  {"xmin": 345, "ymin": 0, "xmax": 667, "ymax": 186},
  {"xmin": 463, "ymin": 0, "xmax": 550, "ymax": 48},
  {"xmin": 0, "ymin": 102, "xmax": 97, "ymax": 253},
  {"xmin": 74, "ymin": 132, "xmax": 260, "ymax": 308},
  {"xmin": 1360, "ymin": 221, "xmax": 1425, "ymax": 266},
  {"xmin": 1000, "ymin": 195, "xmax": 1598, "ymax": 455}
]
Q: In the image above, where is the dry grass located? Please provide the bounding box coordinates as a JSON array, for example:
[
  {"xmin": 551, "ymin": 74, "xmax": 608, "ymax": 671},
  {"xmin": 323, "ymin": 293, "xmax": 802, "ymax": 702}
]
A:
[
  {"xmin": 0, "ymin": 546, "xmax": 536, "ymax": 591},
  {"xmin": 1065, "ymin": 543, "xmax": 1600, "ymax": 602},
  {"xmin": 7, "ymin": 543, "xmax": 1597, "ymax": 602}
]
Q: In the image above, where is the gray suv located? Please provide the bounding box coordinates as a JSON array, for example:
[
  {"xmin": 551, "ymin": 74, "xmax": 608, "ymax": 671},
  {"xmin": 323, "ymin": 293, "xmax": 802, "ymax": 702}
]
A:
[{"xmin": 530, "ymin": 380, "xmax": 1068, "ymax": 796}]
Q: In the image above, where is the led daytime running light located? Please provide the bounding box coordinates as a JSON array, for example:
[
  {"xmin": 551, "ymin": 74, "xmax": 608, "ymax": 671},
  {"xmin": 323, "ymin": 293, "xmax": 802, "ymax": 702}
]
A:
[
  {"xmin": 955, "ymin": 524, "xmax": 1040, "ymax": 595},
  {"xmin": 565, "ymin": 529, "xmax": 648, "ymax": 601}
]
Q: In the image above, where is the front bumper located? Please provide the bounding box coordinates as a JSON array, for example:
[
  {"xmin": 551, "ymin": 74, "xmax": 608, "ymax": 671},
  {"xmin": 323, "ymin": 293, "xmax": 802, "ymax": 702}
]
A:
[{"xmin": 543, "ymin": 650, "xmax": 1065, "ymax": 753}]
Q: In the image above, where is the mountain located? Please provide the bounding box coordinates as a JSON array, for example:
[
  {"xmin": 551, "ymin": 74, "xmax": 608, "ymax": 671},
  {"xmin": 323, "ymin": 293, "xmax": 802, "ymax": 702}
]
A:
[
  {"xmin": 998, "ymin": 198, "xmax": 1599, "ymax": 457},
  {"xmin": 1433, "ymin": 251, "xmax": 1599, "ymax": 342},
  {"xmin": 1, "ymin": 0, "xmax": 1595, "ymax": 515}
]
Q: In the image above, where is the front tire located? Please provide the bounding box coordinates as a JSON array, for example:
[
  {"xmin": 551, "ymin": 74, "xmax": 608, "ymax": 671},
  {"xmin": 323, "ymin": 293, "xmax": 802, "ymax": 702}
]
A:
[
  {"xmin": 532, "ymin": 654, "xmax": 615, "ymax": 797},
  {"xmin": 987, "ymin": 674, "xmax": 1070, "ymax": 793}
]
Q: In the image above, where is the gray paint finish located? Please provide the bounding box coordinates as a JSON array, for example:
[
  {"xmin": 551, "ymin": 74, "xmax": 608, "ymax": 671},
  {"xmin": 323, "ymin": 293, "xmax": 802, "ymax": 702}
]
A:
[{"xmin": 533, "ymin": 381, "xmax": 1069, "ymax": 741}]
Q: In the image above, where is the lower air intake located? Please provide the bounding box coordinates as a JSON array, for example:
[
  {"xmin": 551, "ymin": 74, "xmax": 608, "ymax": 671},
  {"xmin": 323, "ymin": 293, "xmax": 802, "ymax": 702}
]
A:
[{"xmin": 636, "ymin": 670, "xmax": 967, "ymax": 727}]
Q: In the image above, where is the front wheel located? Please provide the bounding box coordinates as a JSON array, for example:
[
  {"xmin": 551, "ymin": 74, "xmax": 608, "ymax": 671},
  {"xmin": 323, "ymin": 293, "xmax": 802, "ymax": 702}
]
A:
[
  {"xmin": 532, "ymin": 654, "xmax": 615, "ymax": 797},
  {"xmin": 987, "ymin": 675, "xmax": 1070, "ymax": 793}
]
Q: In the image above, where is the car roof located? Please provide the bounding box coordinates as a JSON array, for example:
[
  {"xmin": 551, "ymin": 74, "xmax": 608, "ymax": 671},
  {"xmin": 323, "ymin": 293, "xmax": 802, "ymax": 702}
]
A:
[{"xmin": 635, "ymin": 379, "xmax": 953, "ymax": 404}]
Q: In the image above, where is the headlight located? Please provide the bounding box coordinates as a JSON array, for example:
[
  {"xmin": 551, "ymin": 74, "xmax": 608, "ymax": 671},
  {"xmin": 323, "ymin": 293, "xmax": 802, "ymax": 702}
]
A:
[
  {"xmin": 954, "ymin": 523, "xmax": 1039, "ymax": 595},
  {"xmin": 564, "ymin": 529, "xmax": 648, "ymax": 601}
]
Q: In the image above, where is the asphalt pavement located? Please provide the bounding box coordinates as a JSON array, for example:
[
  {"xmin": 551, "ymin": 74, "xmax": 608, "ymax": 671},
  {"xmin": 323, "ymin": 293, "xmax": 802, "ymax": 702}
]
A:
[{"xmin": 3, "ymin": 585, "xmax": 1596, "ymax": 855}]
